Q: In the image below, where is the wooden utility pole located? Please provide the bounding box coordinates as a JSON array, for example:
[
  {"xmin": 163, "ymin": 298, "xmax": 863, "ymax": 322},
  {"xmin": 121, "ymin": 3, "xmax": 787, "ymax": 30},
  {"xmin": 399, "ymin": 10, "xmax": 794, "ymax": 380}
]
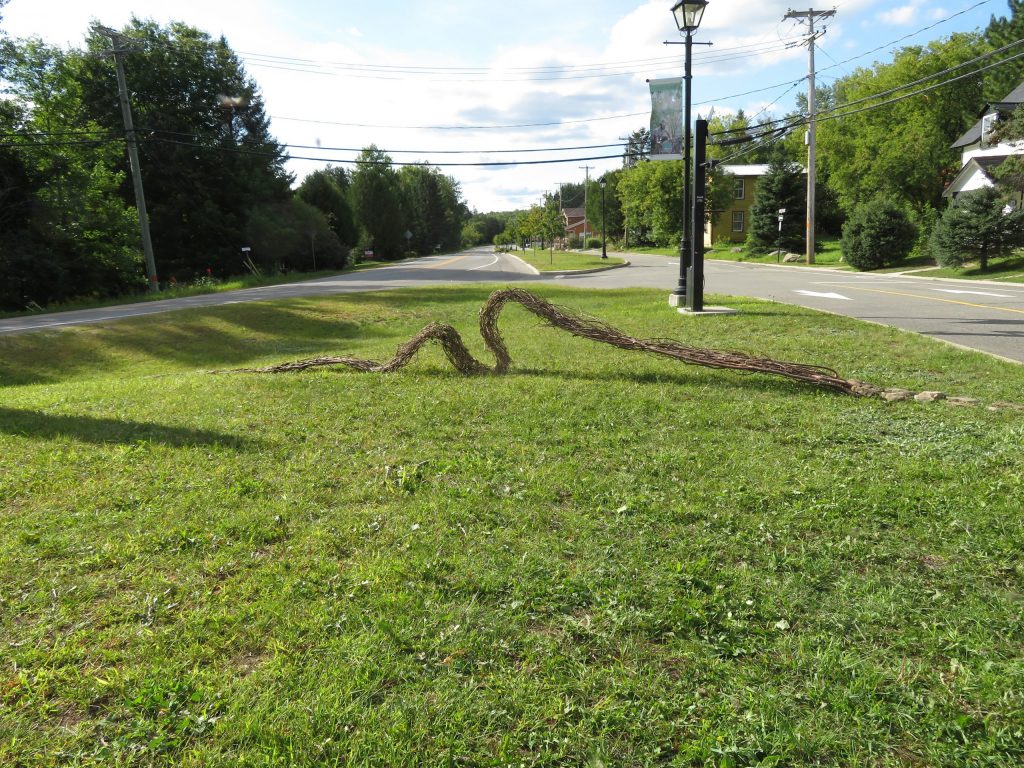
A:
[
  {"xmin": 579, "ymin": 165, "xmax": 594, "ymax": 241},
  {"xmin": 784, "ymin": 8, "xmax": 835, "ymax": 265},
  {"xmin": 96, "ymin": 25, "xmax": 159, "ymax": 292}
]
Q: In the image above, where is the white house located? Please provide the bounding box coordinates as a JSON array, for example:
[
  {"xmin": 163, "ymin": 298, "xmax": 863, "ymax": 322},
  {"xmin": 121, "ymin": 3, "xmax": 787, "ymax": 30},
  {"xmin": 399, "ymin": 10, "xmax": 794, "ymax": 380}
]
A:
[{"xmin": 943, "ymin": 81, "xmax": 1024, "ymax": 200}]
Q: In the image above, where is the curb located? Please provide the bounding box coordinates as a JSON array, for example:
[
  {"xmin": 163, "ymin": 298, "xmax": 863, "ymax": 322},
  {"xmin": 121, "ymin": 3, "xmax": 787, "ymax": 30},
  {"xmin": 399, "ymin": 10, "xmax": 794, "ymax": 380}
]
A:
[{"xmin": 541, "ymin": 260, "xmax": 631, "ymax": 277}]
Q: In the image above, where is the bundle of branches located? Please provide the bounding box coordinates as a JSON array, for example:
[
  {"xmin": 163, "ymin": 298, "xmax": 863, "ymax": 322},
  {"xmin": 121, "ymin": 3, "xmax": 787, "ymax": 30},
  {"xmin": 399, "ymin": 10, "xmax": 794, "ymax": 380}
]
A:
[{"xmin": 238, "ymin": 288, "xmax": 881, "ymax": 396}]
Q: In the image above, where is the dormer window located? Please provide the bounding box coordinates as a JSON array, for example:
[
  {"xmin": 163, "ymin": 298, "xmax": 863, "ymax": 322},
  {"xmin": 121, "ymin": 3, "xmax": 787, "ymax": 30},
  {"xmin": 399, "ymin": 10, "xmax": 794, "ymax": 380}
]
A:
[{"xmin": 981, "ymin": 112, "xmax": 999, "ymax": 149}]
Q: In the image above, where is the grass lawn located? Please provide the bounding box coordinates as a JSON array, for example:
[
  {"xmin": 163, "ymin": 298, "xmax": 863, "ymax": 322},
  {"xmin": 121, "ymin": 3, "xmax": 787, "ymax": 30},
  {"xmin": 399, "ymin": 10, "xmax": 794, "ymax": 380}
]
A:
[
  {"xmin": 0, "ymin": 261, "xmax": 401, "ymax": 321},
  {"xmin": 511, "ymin": 249, "xmax": 626, "ymax": 272},
  {"xmin": 2, "ymin": 285, "xmax": 1023, "ymax": 766},
  {"xmin": 625, "ymin": 240, "xmax": 849, "ymax": 269},
  {"xmin": 893, "ymin": 253, "xmax": 1024, "ymax": 284}
]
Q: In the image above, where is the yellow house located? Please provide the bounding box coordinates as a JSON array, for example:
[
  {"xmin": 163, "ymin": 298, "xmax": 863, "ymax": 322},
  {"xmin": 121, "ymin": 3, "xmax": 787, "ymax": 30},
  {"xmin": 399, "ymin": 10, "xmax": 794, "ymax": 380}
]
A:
[{"xmin": 704, "ymin": 164, "xmax": 771, "ymax": 246}]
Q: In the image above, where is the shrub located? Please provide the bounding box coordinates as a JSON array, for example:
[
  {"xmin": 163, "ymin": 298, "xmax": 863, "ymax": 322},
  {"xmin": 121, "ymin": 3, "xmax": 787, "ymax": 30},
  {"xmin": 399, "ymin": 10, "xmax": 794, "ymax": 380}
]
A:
[
  {"xmin": 840, "ymin": 197, "xmax": 916, "ymax": 271},
  {"xmin": 587, "ymin": 238, "xmax": 603, "ymax": 249},
  {"xmin": 929, "ymin": 186, "xmax": 1024, "ymax": 271}
]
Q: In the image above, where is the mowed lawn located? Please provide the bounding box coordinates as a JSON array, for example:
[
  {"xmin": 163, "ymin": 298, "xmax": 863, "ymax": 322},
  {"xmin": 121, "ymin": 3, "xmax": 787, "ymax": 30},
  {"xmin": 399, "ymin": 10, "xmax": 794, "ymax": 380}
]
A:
[{"xmin": 1, "ymin": 286, "xmax": 1022, "ymax": 767}]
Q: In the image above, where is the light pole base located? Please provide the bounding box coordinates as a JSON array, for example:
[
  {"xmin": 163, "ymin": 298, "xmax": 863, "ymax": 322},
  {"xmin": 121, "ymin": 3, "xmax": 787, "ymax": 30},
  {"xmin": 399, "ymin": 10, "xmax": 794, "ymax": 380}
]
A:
[
  {"xmin": 677, "ymin": 306, "xmax": 739, "ymax": 316},
  {"xmin": 667, "ymin": 293, "xmax": 686, "ymax": 308}
]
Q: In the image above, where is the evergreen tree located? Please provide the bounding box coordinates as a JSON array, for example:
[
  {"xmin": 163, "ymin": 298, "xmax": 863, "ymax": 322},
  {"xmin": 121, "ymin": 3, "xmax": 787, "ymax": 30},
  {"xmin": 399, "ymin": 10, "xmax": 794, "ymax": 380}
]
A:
[
  {"xmin": 297, "ymin": 166, "xmax": 357, "ymax": 248},
  {"xmin": 930, "ymin": 186, "xmax": 1024, "ymax": 270},
  {"xmin": 745, "ymin": 146, "xmax": 806, "ymax": 253},
  {"xmin": 74, "ymin": 19, "xmax": 292, "ymax": 278},
  {"xmin": 350, "ymin": 146, "xmax": 405, "ymax": 259},
  {"xmin": 622, "ymin": 128, "xmax": 650, "ymax": 168},
  {"xmin": 984, "ymin": 1, "xmax": 1024, "ymax": 102}
]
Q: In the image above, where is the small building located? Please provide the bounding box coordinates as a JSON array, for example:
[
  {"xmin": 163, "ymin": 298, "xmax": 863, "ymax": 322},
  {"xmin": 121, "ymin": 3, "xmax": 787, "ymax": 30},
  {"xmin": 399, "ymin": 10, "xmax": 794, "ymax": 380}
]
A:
[
  {"xmin": 704, "ymin": 164, "xmax": 770, "ymax": 246},
  {"xmin": 562, "ymin": 207, "xmax": 588, "ymax": 239},
  {"xmin": 943, "ymin": 81, "xmax": 1024, "ymax": 201}
]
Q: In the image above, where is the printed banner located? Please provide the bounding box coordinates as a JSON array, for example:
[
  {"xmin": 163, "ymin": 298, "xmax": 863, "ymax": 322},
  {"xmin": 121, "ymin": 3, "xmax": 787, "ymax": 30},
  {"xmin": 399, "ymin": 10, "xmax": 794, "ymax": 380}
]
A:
[{"xmin": 649, "ymin": 77, "xmax": 683, "ymax": 160}]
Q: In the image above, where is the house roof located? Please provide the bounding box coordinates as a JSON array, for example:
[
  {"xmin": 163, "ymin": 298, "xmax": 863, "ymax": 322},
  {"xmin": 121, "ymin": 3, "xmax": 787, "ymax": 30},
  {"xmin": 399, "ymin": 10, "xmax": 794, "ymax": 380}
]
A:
[
  {"xmin": 942, "ymin": 154, "xmax": 1011, "ymax": 197},
  {"xmin": 562, "ymin": 207, "xmax": 585, "ymax": 220},
  {"xmin": 951, "ymin": 80, "xmax": 1024, "ymax": 149},
  {"xmin": 719, "ymin": 163, "xmax": 805, "ymax": 177}
]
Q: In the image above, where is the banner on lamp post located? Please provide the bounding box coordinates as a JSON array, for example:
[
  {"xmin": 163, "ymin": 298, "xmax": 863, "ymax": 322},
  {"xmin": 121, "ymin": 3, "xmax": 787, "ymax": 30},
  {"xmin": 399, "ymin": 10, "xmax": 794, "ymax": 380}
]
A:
[{"xmin": 649, "ymin": 77, "xmax": 683, "ymax": 160}]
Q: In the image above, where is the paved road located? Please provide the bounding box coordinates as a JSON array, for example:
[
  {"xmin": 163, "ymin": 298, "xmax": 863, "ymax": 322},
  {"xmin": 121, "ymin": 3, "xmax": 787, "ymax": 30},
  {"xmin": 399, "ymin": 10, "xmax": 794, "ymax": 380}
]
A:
[{"xmin": 3, "ymin": 246, "xmax": 1023, "ymax": 363}]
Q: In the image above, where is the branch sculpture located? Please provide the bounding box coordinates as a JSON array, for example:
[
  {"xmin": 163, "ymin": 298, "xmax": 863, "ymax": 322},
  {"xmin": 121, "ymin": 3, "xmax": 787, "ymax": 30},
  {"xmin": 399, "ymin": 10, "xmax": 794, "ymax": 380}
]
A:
[{"xmin": 236, "ymin": 288, "xmax": 884, "ymax": 397}]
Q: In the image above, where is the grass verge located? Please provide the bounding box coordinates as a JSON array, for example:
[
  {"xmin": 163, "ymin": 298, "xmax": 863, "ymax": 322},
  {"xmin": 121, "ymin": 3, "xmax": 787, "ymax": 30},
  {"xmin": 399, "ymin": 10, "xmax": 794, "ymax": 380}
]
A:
[
  {"xmin": 511, "ymin": 250, "xmax": 626, "ymax": 272},
  {"xmin": 2, "ymin": 285, "xmax": 1023, "ymax": 766}
]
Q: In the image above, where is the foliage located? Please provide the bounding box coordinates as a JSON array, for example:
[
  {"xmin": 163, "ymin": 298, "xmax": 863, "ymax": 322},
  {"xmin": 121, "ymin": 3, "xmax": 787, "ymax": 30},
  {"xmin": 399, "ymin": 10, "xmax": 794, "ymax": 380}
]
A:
[
  {"xmin": 988, "ymin": 105, "xmax": 1024, "ymax": 207},
  {"xmin": 584, "ymin": 171, "xmax": 624, "ymax": 242},
  {"xmin": 617, "ymin": 159, "xmax": 684, "ymax": 247},
  {"xmin": 245, "ymin": 197, "xmax": 347, "ymax": 273},
  {"xmin": 840, "ymin": 197, "xmax": 917, "ymax": 270},
  {"xmin": 745, "ymin": 147, "xmax": 806, "ymax": 253},
  {"xmin": 463, "ymin": 211, "xmax": 510, "ymax": 248},
  {"xmin": 983, "ymin": 0, "xmax": 1024, "ymax": 102},
  {"xmin": 296, "ymin": 166, "xmax": 357, "ymax": 248},
  {"xmin": 929, "ymin": 186, "xmax": 1024, "ymax": 270},
  {"xmin": 398, "ymin": 164, "xmax": 467, "ymax": 255},
  {"xmin": 349, "ymin": 146, "xmax": 406, "ymax": 260},
  {"xmin": 817, "ymin": 34, "xmax": 986, "ymax": 212},
  {"xmin": 622, "ymin": 127, "xmax": 650, "ymax": 167},
  {"xmin": 74, "ymin": 20, "xmax": 293, "ymax": 279}
]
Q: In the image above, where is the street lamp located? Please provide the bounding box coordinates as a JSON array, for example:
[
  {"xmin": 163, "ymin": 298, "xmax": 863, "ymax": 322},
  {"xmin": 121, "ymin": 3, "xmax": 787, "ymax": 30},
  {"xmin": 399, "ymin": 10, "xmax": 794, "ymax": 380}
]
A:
[
  {"xmin": 669, "ymin": 0, "xmax": 708, "ymax": 308},
  {"xmin": 600, "ymin": 180, "xmax": 608, "ymax": 259}
]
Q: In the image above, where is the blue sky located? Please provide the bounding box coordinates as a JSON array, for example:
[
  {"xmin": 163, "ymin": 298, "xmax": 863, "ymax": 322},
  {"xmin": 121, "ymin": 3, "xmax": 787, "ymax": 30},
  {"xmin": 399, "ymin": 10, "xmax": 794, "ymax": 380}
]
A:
[{"xmin": 2, "ymin": 0, "xmax": 1009, "ymax": 212}]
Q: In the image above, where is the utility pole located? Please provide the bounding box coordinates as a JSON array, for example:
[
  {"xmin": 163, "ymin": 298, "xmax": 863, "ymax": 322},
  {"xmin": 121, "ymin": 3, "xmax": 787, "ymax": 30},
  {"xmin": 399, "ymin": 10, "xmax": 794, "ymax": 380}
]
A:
[
  {"xmin": 579, "ymin": 165, "xmax": 594, "ymax": 242},
  {"xmin": 95, "ymin": 25, "xmax": 159, "ymax": 292},
  {"xmin": 784, "ymin": 7, "xmax": 835, "ymax": 265}
]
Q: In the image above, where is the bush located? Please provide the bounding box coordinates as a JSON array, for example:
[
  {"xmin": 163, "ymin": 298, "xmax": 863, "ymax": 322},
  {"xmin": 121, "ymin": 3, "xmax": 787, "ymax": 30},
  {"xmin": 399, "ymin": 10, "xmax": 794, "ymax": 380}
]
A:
[
  {"xmin": 840, "ymin": 197, "xmax": 916, "ymax": 271},
  {"xmin": 587, "ymin": 237, "xmax": 603, "ymax": 249},
  {"xmin": 929, "ymin": 187, "xmax": 1024, "ymax": 271}
]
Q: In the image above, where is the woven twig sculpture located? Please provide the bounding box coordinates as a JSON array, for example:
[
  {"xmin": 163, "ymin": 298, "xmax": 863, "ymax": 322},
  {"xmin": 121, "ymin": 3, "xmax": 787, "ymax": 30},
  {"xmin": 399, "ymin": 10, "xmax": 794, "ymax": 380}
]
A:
[{"xmin": 237, "ymin": 288, "xmax": 882, "ymax": 396}]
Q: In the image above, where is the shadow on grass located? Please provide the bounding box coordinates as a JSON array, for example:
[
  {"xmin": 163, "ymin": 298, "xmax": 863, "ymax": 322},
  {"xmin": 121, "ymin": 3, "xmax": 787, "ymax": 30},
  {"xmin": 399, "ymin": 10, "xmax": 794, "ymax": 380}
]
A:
[{"xmin": 0, "ymin": 407, "xmax": 255, "ymax": 448}]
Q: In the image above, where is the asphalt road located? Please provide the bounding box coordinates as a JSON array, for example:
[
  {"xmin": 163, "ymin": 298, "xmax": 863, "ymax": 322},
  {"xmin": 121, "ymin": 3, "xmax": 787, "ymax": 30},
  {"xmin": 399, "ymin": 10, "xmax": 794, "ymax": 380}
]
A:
[{"xmin": 2, "ymin": 246, "xmax": 1023, "ymax": 363}]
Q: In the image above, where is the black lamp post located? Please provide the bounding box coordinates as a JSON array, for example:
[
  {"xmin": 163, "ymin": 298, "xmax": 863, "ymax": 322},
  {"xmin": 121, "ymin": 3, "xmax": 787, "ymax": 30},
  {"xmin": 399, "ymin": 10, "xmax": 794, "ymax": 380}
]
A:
[
  {"xmin": 669, "ymin": 0, "xmax": 708, "ymax": 306},
  {"xmin": 600, "ymin": 180, "xmax": 608, "ymax": 259}
]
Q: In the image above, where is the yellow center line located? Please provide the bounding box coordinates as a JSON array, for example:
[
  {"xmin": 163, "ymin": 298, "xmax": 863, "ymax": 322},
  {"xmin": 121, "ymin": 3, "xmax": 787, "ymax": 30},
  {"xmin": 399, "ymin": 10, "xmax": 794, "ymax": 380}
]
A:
[
  {"xmin": 421, "ymin": 255, "xmax": 466, "ymax": 270},
  {"xmin": 837, "ymin": 285, "xmax": 1024, "ymax": 315}
]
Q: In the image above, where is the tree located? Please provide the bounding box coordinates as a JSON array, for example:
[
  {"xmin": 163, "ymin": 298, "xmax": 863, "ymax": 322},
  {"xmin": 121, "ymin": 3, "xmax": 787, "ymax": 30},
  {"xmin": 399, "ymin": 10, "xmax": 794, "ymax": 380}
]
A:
[
  {"xmin": 929, "ymin": 186, "xmax": 1024, "ymax": 270},
  {"xmin": 841, "ymin": 197, "xmax": 916, "ymax": 270},
  {"xmin": 816, "ymin": 34, "xmax": 986, "ymax": 213},
  {"xmin": 246, "ymin": 198, "xmax": 346, "ymax": 272},
  {"xmin": 584, "ymin": 170, "xmax": 624, "ymax": 244},
  {"xmin": 75, "ymin": 19, "xmax": 292, "ymax": 278},
  {"xmin": 623, "ymin": 128, "xmax": 650, "ymax": 168},
  {"xmin": 983, "ymin": 1, "xmax": 1024, "ymax": 102},
  {"xmin": 297, "ymin": 166, "xmax": 357, "ymax": 247},
  {"xmin": 398, "ymin": 164, "xmax": 467, "ymax": 254},
  {"xmin": 617, "ymin": 159, "xmax": 684, "ymax": 247},
  {"xmin": 745, "ymin": 146, "xmax": 806, "ymax": 253},
  {"xmin": 350, "ymin": 146, "xmax": 405, "ymax": 259},
  {"xmin": 989, "ymin": 105, "xmax": 1024, "ymax": 207}
]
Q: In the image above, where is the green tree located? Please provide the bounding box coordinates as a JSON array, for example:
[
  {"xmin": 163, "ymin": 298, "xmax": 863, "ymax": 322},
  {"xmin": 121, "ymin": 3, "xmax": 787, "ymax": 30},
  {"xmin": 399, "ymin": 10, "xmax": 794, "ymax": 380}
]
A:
[
  {"xmin": 745, "ymin": 147, "xmax": 806, "ymax": 253},
  {"xmin": 398, "ymin": 164, "xmax": 467, "ymax": 254},
  {"xmin": 350, "ymin": 146, "xmax": 405, "ymax": 259},
  {"xmin": 584, "ymin": 171, "xmax": 624, "ymax": 244},
  {"xmin": 989, "ymin": 105, "xmax": 1024, "ymax": 207},
  {"xmin": 617, "ymin": 160, "xmax": 684, "ymax": 247},
  {"xmin": 817, "ymin": 34, "xmax": 985, "ymax": 213},
  {"xmin": 297, "ymin": 166, "xmax": 357, "ymax": 247},
  {"xmin": 623, "ymin": 128, "xmax": 650, "ymax": 168},
  {"xmin": 75, "ymin": 19, "xmax": 292, "ymax": 278},
  {"xmin": 841, "ymin": 197, "xmax": 916, "ymax": 271},
  {"xmin": 929, "ymin": 186, "xmax": 1024, "ymax": 270},
  {"xmin": 246, "ymin": 198, "xmax": 346, "ymax": 272},
  {"xmin": 983, "ymin": 1, "xmax": 1024, "ymax": 102}
]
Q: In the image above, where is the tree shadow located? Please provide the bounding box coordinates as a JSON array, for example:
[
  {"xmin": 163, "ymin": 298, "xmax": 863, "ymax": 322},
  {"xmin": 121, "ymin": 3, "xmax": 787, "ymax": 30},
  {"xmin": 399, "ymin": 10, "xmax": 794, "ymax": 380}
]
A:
[{"xmin": 0, "ymin": 407, "xmax": 255, "ymax": 448}]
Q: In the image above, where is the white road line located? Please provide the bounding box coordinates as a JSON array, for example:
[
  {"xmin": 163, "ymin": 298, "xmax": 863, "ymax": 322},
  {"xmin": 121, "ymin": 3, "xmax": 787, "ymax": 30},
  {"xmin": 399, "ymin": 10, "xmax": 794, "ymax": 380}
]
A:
[
  {"xmin": 794, "ymin": 290, "xmax": 852, "ymax": 300},
  {"xmin": 467, "ymin": 255, "xmax": 500, "ymax": 271},
  {"xmin": 934, "ymin": 289, "xmax": 1013, "ymax": 298}
]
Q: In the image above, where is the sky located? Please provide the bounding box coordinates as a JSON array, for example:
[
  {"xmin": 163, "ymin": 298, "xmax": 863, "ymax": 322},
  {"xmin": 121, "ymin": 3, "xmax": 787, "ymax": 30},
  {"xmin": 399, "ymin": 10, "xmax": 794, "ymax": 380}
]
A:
[{"xmin": 1, "ymin": 0, "xmax": 1008, "ymax": 213}]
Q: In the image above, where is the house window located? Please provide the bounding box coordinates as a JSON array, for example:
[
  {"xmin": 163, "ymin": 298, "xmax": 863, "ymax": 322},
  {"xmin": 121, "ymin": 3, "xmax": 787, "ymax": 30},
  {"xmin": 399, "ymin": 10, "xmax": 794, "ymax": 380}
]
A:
[
  {"xmin": 733, "ymin": 178, "xmax": 745, "ymax": 199},
  {"xmin": 731, "ymin": 211, "xmax": 745, "ymax": 232},
  {"xmin": 981, "ymin": 112, "xmax": 998, "ymax": 149}
]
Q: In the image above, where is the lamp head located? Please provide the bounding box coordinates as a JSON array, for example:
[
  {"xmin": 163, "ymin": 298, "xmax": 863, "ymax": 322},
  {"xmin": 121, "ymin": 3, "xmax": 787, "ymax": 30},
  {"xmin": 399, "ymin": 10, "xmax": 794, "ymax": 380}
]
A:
[{"xmin": 670, "ymin": 0, "xmax": 708, "ymax": 32}]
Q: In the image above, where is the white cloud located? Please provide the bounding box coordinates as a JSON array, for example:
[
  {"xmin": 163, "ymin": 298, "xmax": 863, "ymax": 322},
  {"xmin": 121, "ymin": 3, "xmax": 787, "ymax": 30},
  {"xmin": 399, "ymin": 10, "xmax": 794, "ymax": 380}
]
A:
[{"xmin": 878, "ymin": 1, "xmax": 923, "ymax": 26}]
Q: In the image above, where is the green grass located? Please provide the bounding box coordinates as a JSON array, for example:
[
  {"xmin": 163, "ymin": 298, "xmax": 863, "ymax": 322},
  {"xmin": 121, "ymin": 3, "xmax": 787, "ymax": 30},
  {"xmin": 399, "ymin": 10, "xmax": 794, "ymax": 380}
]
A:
[
  {"xmin": 512, "ymin": 249, "xmax": 626, "ymax": 272},
  {"xmin": 2, "ymin": 285, "xmax": 1024, "ymax": 766},
  {"xmin": 626, "ymin": 240, "xmax": 849, "ymax": 268},
  {"xmin": 0, "ymin": 261, "xmax": 403, "ymax": 320},
  {"xmin": 893, "ymin": 253, "xmax": 1024, "ymax": 283}
]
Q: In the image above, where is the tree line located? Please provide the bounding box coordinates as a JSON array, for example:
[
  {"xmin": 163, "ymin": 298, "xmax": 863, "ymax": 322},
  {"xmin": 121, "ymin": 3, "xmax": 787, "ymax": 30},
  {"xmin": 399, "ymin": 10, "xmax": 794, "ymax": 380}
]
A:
[{"xmin": 0, "ymin": 12, "xmax": 470, "ymax": 310}]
